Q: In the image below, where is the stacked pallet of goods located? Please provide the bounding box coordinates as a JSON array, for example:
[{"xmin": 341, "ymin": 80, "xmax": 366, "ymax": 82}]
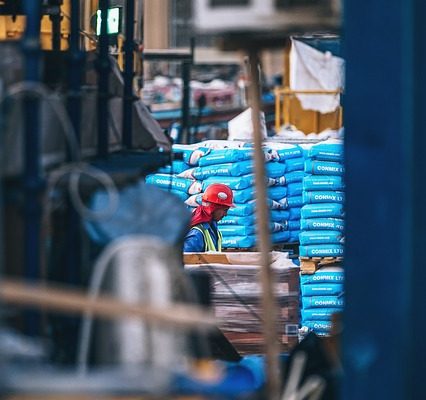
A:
[
  {"xmin": 146, "ymin": 141, "xmax": 304, "ymax": 249},
  {"xmin": 299, "ymin": 139, "xmax": 345, "ymax": 335},
  {"xmin": 184, "ymin": 252, "xmax": 300, "ymax": 355},
  {"xmin": 300, "ymin": 266, "xmax": 344, "ymax": 335}
]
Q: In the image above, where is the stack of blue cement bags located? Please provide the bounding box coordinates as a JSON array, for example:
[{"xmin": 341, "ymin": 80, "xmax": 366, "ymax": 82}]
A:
[
  {"xmin": 299, "ymin": 140, "xmax": 345, "ymax": 258},
  {"xmin": 145, "ymin": 141, "xmax": 304, "ymax": 249},
  {"xmin": 300, "ymin": 267, "xmax": 344, "ymax": 335},
  {"xmin": 265, "ymin": 142, "xmax": 305, "ymax": 244}
]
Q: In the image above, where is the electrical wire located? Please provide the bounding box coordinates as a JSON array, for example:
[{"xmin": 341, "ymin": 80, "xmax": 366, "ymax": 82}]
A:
[{"xmin": 48, "ymin": 162, "xmax": 119, "ymax": 221}]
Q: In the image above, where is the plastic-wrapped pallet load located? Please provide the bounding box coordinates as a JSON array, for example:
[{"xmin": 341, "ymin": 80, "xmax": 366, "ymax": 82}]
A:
[
  {"xmin": 184, "ymin": 251, "xmax": 300, "ymax": 355},
  {"xmin": 299, "ymin": 139, "xmax": 345, "ymax": 335},
  {"xmin": 300, "ymin": 267, "xmax": 344, "ymax": 336}
]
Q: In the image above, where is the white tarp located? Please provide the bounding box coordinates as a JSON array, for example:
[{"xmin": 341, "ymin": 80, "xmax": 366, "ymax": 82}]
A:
[{"xmin": 290, "ymin": 39, "xmax": 344, "ymax": 114}]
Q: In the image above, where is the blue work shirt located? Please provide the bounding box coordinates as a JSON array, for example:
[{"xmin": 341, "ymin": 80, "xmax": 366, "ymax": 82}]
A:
[{"xmin": 183, "ymin": 221, "xmax": 221, "ymax": 252}]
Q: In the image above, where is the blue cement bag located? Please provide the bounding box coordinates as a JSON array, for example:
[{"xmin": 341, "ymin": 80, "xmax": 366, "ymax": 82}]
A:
[
  {"xmin": 202, "ymin": 174, "xmax": 255, "ymax": 190},
  {"xmin": 276, "ymin": 145, "xmax": 303, "ymax": 160},
  {"xmin": 299, "ymin": 244, "xmax": 344, "ymax": 257},
  {"xmin": 219, "ymin": 224, "xmax": 256, "ymax": 237},
  {"xmin": 227, "ymin": 201, "xmax": 256, "ymax": 216},
  {"xmin": 304, "ymin": 160, "xmax": 344, "ymax": 176},
  {"xmin": 172, "ymin": 145, "xmax": 210, "ymax": 166},
  {"xmin": 287, "ymin": 182, "xmax": 303, "ymax": 196},
  {"xmin": 222, "ymin": 235, "xmax": 256, "ymax": 249},
  {"xmin": 277, "ymin": 196, "xmax": 303, "ymax": 210},
  {"xmin": 284, "ymin": 171, "xmax": 305, "ymax": 184},
  {"xmin": 289, "ymin": 230, "xmax": 300, "ymax": 243},
  {"xmin": 302, "ymin": 295, "xmax": 344, "ymax": 309},
  {"xmin": 269, "ymin": 199, "xmax": 288, "ymax": 210},
  {"xmin": 146, "ymin": 174, "xmax": 202, "ymax": 194},
  {"xmin": 285, "ymin": 157, "xmax": 305, "ymax": 172},
  {"xmin": 268, "ymin": 186, "xmax": 288, "ymax": 200},
  {"xmin": 307, "ymin": 143, "xmax": 344, "ymax": 162},
  {"xmin": 198, "ymin": 148, "xmax": 253, "ymax": 167},
  {"xmin": 268, "ymin": 176, "xmax": 287, "ymax": 186},
  {"xmin": 218, "ymin": 219, "xmax": 288, "ymax": 232},
  {"xmin": 303, "ymin": 175, "xmax": 344, "ymax": 191},
  {"xmin": 272, "ymin": 230, "xmax": 290, "ymax": 243},
  {"xmin": 288, "ymin": 196, "xmax": 303, "ymax": 208},
  {"xmin": 271, "ymin": 222, "xmax": 289, "ymax": 232},
  {"xmin": 185, "ymin": 194, "xmax": 203, "ymax": 208},
  {"xmin": 219, "ymin": 215, "xmax": 255, "ymax": 226},
  {"xmin": 303, "ymin": 191, "xmax": 345, "ymax": 204},
  {"xmin": 300, "ymin": 267, "xmax": 344, "ymax": 285},
  {"xmin": 301, "ymin": 309, "xmax": 339, "ymax": 321},
  {"xmin": 301, "ymin": 203, "xmax": 344, "ymax": 219},
  {"xmin": 301, "ymin": 218, "xmax": 344, "ymax": 232},
  {"xmin": 233, "ymin": 187, "xmax": 255, "ymax": 203},
  {"xmin": 301, "ymin": 283, "xmax": 344, "ymax": 297},
  {"xmin": 299, "ymin": 230, "xmax": 344, "ymax": 245},
  {"xmin": 288, "ymin": 220, "xmax": 301, "ymax": 231},
  {"xmin": 289, "ymin": 207, "xmax": 301, "ymax": 221},
  {"xmin": 266, "ymin": 162, "xmax": 287, "ymax": 178},
  {"xmin": 302, "ymin": 320, "xmax": 333, "ymax": 333},
  {"xmin": 190, "ymin": 160, "xmax": 253, "ymax": 180},
  {"xmin": 270, "ymin": 210, "xmax": 290, "ymax": 222}
]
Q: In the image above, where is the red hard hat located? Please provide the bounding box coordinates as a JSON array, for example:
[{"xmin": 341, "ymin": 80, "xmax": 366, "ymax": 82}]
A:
[{"xmin": 202, "ymin": 183, "xmax": 234, "ymax": 208}]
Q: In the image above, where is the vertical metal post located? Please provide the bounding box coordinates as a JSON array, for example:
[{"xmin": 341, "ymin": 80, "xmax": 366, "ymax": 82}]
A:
[
  {"xmin": 247, "ymin": 48, "xmax": 280, "ymax": 400},
  {"xmin": 97, "ymin": 0, "xmax": 110, "ymax": 157},
  {"xmin": 68, "ymin": 0, "xmax": 83, "ymax": 146},
  {"xmin": 49, "ymin": 5, "xmax": 62, "ymax": 51},
  {"xmin": 22, "ymin": 0, "xmax": 43, "ymax": 334},
  {"xmin": 180, "ymin": 39, "xmax": 193, "ymax": 144},
  {"xmin": 181, "ymin": 61, "xmax": 191, "ymax": 144},
  {"xmin": 65, "ymin": 0, "xmax": 83, "ymax": 286},
  {"xmin": 122, "ymin": 0, "xmax": 135, "ymax": 149}
]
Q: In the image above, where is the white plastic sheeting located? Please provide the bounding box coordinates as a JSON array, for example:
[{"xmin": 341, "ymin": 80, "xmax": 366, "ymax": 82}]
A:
[{"xmin": 290, "ymin": 39, "xmax": 344, "ymax": 114}]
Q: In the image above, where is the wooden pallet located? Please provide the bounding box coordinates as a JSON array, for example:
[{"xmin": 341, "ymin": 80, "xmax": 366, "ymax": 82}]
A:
[{"xmin": 300, "ymin": 256, "xmax": 343, "ymax": 274}]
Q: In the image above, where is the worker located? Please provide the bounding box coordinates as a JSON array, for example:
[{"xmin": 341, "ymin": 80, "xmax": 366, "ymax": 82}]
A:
[{"xmin": 183, "ymin": 183, "xmax": 234, "ymax": 252}]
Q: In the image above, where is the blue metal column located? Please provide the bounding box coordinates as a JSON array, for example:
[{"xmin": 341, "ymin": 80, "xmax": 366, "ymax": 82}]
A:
[
  {"xmin": 343, "ymin": 0, "xmax": 426, "ymax": 398},
  {"xmin": 122, "ymin": 0, "xmax": 135, "ymax": 149},
  {"xmin": 403, "ymin": 1, "xmax": 426, "ymax": 396},
  {"xmin": 22, "ymin": 0, "xmax": 43, "ymax": 334},
  {"xmin": 66, "ymin": 0, "xmax": 83, "ymax": 286},
  {"xmin": 68, "ymin": 0, "xmax": 83, "ymax": 146},
  {"xmin": 97, "ymin": 0, "xmax": 110, "ymax": 157}
]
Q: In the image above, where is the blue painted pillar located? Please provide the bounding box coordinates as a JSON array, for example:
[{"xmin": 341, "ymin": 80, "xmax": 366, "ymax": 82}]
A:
[
  {"xmin": 343, "ymin": 0, "xmax": 426, "ymax": 398},
  {"xmin": 122, "ymin": 0, "xmax": 135, "ymax": 149},
  {"xmin": 21, "ymin": 0, "xmax": 42, "ymax": 335},
  {"xmin": 97, "ymin": 0, "xmax": 110, "ymax": 158}
]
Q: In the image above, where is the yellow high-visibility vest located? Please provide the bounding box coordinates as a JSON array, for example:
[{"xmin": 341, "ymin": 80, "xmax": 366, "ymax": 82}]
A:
[{"xmin": 192, "ymin": 224, "xmax": 222, "ymax": 252}]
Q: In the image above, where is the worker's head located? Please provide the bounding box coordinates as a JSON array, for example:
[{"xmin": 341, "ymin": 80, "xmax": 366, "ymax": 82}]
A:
[{"xmin": 202, "ymin": 183, "xmax": 234, "ymax": 221}]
